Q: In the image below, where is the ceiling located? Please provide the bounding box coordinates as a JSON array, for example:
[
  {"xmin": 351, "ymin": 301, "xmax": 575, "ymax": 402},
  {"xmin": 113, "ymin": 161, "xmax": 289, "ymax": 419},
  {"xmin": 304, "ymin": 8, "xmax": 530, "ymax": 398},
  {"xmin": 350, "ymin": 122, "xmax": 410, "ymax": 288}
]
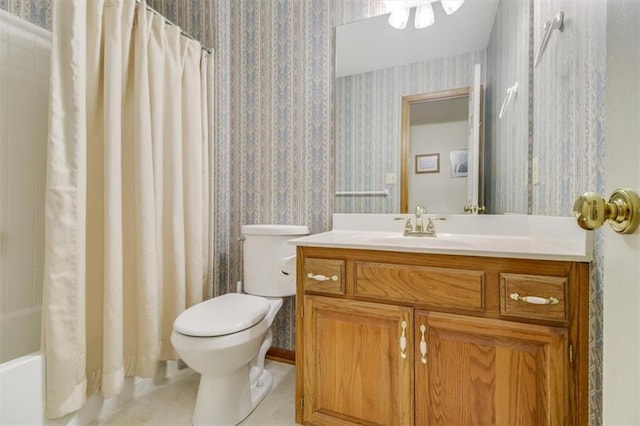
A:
[{"xmin": 336, "ymin": 0, "xmax": 500, "ymax": 78}]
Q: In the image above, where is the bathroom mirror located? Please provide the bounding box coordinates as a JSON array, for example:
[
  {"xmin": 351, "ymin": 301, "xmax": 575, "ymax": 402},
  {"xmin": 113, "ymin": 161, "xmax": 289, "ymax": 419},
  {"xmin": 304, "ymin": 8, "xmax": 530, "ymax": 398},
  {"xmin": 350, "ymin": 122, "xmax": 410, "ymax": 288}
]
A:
[{"xmin": 334, "ymin": 0, "xmax": 529, "ymax": 215}]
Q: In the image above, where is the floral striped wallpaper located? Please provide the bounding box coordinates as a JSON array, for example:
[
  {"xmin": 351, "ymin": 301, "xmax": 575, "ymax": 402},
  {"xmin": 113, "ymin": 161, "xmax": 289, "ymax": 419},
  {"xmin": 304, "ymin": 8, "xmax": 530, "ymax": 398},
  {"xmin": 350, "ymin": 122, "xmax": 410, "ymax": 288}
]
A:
[
  {"xmin": 533, "ymin": 1, "xmax": 606, "ymax": 216},
  {"xmin": 485, "ymin": 0, "xmax": 531, "ymax": 215},
  {"xmin": 0, "ymin": 0, "xmax": 50, "ymax": 29},
  {"xmin": 532, "ymin": 1, "xmax": 606, "ymax": 423},
  {"xmin": 3, "ymin": 1, "xmax": 606, "ymax": 422},
  {"xmin": 146, "ymin": 0, "xmax": 388, "ymax": 351}
]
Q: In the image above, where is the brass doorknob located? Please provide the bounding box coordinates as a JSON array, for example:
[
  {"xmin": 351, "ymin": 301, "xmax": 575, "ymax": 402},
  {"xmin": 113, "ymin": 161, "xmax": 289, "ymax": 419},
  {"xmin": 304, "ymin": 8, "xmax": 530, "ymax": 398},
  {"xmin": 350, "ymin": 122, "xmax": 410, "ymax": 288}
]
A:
[{"xmin": 572, "ymin": 188, "xmax": 640, "ymax": 234}]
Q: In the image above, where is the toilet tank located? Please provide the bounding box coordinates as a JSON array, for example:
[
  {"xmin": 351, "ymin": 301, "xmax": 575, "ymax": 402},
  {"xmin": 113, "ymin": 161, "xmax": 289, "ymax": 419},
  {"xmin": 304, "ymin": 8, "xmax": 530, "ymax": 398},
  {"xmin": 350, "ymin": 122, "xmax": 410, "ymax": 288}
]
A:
[{"xmin": 241, "ymin": 224, "xmax": 309, "ymax": 297}]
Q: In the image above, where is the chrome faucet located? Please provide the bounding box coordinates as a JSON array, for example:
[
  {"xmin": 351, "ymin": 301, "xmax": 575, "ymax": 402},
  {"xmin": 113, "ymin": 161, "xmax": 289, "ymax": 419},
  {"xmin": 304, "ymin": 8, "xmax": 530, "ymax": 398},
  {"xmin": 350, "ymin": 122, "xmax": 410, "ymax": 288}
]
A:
[
  {"xmin": 414, "ymin": 205, "xmax": 426, "ymax": 232},
  {"xmin": 394, "ymin": 208, "xmax": 446, "ymax": 237}
]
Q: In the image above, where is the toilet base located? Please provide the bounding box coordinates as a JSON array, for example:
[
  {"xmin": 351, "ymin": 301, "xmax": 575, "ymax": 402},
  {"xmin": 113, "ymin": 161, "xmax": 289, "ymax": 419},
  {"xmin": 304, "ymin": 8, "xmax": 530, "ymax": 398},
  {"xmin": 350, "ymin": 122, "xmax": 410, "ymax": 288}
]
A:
[
  {"xmin": 250, "ymin": 367, "xmax": 273, "ymax": 413},
  {"xmin": 192, "ymin": 365, "xmax": 274, "ymax": 425}
]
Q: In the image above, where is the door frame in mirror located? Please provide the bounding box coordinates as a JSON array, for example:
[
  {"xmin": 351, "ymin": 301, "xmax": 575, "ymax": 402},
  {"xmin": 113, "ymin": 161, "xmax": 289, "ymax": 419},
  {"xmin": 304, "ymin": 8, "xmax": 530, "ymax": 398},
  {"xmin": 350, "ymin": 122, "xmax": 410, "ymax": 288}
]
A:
[{"xmin": 400, "ymin": 87, "xmax": 472, "ymax": 213}]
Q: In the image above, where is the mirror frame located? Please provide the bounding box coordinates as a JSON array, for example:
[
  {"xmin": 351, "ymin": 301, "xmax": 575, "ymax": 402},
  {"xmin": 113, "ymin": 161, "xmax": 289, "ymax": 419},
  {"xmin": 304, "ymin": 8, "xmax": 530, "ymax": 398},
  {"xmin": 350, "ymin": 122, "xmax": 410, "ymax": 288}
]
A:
[{"xmin": 400, "ymin": 87, "xmax": 473, "ymax": 213}]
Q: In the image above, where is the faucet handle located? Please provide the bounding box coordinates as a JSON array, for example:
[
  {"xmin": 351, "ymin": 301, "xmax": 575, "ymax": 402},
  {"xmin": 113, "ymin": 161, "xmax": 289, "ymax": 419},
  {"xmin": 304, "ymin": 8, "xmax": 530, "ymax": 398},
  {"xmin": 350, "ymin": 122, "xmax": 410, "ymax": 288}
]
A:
[
  {"xmin": 426, "ymin": 216, "xmax": 446, "ymax": 232},
  {"xmin": 394, "ymin": 217, "xmax": 413, "ymax": 232}
]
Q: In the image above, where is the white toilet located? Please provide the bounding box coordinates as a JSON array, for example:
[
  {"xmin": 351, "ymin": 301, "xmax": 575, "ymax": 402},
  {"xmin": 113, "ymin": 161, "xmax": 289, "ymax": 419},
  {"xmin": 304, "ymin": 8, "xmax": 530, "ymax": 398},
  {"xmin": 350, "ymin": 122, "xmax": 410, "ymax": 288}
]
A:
[{"xmin": 170, "ymin": 224, "xmax": 308, "ymax": 425}]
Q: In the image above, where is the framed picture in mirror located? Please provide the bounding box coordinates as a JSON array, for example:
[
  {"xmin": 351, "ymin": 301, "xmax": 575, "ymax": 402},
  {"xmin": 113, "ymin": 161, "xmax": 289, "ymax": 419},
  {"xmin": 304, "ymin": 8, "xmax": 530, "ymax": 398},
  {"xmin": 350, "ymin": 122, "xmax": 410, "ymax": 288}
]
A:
[
  {"xmin": 450, "ymin": 149, "xmax": 468, "ymax": 178},
  {"xmin": 415, "ymin": 153, "xmax": 439, "ymax": 174}
]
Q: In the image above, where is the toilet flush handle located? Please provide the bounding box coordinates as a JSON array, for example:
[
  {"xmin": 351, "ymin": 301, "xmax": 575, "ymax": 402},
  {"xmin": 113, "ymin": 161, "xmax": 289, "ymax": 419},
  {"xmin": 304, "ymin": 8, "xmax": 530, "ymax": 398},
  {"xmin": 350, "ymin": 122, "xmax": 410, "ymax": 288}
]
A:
[{"xmin": 280, "ymin": 255, "xmax": 297, "ymax": 276}]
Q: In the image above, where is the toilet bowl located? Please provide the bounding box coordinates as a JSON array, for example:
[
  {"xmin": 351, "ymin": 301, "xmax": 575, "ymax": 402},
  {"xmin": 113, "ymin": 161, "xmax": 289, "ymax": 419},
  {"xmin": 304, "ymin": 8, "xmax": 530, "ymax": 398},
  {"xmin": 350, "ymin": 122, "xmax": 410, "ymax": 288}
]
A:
[{"xmin": 170, "ymin": 224, "xmax": 308, "ymax": 425}]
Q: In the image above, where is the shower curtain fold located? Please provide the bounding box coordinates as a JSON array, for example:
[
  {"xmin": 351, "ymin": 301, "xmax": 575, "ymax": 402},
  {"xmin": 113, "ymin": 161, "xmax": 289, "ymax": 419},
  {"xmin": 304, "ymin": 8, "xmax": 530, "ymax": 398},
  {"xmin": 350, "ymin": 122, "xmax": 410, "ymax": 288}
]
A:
[{"xmin": 43, "ymin": 0, "xmax": 212, "ymax": 418}]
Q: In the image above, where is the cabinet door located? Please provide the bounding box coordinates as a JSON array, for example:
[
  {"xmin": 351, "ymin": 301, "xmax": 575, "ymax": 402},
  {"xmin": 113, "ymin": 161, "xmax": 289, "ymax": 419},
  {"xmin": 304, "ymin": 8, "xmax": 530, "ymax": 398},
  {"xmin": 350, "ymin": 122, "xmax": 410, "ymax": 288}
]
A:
[
  {"xmin": 303, "ymin": 295, "xmax": 414, "ymax": 426},
  {"xmin": 415, "ymin": 311, "xmax": 569, "ymax": 426}
]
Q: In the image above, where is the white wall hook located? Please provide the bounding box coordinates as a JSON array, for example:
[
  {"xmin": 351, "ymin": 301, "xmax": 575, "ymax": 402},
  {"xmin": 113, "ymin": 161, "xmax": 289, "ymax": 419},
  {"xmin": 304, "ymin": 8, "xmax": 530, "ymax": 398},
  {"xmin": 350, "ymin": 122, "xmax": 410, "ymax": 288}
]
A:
[
  {"xmin": 498, "ymin": 82, "xmax": 519, "ymax": 119},
  {"xmin": 534, "ymin": 11, "xmax": 564, "ymax": 67}
]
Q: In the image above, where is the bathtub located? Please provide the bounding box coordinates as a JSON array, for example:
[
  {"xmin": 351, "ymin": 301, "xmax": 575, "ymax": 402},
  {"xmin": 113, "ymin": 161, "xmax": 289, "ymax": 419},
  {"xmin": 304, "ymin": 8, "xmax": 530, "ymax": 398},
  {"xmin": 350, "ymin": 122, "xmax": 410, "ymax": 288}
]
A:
[
  {"xmin": 0, "ymin": 351, "xmax": 190, "ymax": 425},
  {"xmin": 0, "ymin": 352, "xmax": 45, "ymax": 424}
]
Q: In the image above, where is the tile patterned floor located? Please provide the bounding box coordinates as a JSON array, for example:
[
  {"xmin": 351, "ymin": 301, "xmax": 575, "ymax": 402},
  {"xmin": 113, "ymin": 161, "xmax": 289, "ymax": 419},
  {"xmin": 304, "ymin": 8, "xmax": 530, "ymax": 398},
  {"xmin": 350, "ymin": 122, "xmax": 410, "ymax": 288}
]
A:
[{"xmin": 94, "ymin": 361, "xmax": 297, "ymax": 425}]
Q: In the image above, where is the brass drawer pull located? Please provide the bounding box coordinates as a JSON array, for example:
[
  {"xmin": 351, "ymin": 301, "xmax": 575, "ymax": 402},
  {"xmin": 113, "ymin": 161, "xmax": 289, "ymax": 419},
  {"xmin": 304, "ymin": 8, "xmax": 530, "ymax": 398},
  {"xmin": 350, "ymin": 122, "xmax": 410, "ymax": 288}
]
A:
[
  {"xmin": 419, "ymin": 325, "xmax": 427, "ymax": 364},
  {"xmin": 509, "ymin": 293, "xmax": 559, "ymax": 305},
  {"xmin": 400, "ymin": 321, "xmax": 408, "ymax": 359},
  {"xmin": 307, "ymin": 273, "xmax": 338, "ymax": 282}
]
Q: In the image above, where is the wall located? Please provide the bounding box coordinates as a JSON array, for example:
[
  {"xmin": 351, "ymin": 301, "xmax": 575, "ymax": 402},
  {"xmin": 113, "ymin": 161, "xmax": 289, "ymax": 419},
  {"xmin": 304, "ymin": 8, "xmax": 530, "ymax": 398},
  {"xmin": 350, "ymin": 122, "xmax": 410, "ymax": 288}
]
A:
[
  {"xmin": 533, "ymin": 2, "xmax": 606, "ymax": 423},
  {"xmin": 0, "ymin": 0, "xmax": 50, "ymax": 29},
  {"xmin": 408, "ymin": 98, "xmax": 469, "ymax": 213},
  {"xmin": 334, "ymin": 50, "xmax": 485, "ymax": 213},
  {"xmin": 150, "ymin": 0, "xmax": 388, "ymax": 350},
  {"xmin": 533, "ymin": 2, "xmax": 606, "ymax": 217},
  {"xmin": 0, "ymin": 8, "xmax": 49, "ymax": 363},
  {"xmin": 409, "ymin": 120, "xmax": 469, "ymax": 213},
  {"xmin": 485, "ymin": 0, "xmax": 531, "ymax": 215}
]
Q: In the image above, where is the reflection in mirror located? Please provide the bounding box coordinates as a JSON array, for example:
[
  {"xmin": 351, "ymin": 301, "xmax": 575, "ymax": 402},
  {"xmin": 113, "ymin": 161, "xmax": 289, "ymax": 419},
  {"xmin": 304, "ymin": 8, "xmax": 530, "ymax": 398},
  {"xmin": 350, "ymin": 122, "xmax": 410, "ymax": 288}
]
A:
[
  {"xmin": 334, "ymin": 51, "xmax": 487, "ymax": 214},
  {"xmin": 334, "ymin": 1, "xmax": 500, "ymax": 215},
  {"xmin": 400, "ymin": 89, "xmax": 471, "ymax": 214},
  {"xmin": 336, "ymin": 2, "xmax": 499, "ymax": 77},
  {"xmin": 486, "ymin": 0, "xmax": 530, "ymax": 215}
]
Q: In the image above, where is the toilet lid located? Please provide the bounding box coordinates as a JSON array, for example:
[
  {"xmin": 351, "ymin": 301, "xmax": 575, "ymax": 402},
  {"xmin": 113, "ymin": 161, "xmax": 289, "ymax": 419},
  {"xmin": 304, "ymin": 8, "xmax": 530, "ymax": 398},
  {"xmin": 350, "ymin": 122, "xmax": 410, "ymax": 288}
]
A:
[{"xmin": 173, "ymin": 293, "xmax": 270, "ymax": 337}]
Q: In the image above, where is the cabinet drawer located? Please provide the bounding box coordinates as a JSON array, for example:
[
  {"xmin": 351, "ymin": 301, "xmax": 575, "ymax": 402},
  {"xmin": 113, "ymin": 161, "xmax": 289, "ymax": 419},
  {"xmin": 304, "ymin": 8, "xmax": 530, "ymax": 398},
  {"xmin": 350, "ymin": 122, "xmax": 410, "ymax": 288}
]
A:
[
  {"xmin": 303, "ymin": 258, "xmax": 345, "ymax": 295},
  {"xmin": 354, "ymin": 262, "xmax": 484, "ymax": 311},
  {"xmin": 500, "ymin": 273, "xmax": 568, "ymax": 322}
]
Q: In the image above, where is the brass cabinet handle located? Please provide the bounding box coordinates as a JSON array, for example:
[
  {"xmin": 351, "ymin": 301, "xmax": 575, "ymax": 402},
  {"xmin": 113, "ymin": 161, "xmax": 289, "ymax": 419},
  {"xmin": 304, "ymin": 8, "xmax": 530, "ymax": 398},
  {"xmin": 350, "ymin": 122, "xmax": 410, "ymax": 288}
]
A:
[
  {"xmin": 400, "ymin": 321, "xmax": 407, "ymax": 359},
  {"xmin": 510, "ymin": 293, "xmax": 559, "ymax": 305},
  {"xmin": 306, "ymin": 273, "xmax": 338, "ymax": 282},
  {"xmin": 464, "ymin": 205, "xmax": 485, "ymax": 214},
  {"xmin": 419, "ymin": 325, "xmax": 427, "ymax": 364}
]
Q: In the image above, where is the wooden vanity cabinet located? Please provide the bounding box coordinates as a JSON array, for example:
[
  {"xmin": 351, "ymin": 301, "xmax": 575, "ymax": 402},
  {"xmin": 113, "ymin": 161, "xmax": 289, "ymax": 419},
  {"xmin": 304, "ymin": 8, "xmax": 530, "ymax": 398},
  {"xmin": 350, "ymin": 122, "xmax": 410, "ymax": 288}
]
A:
[
  {"xmin": 415, "ymin": 311, "xmax": 568, "ymax": 425},
  {"xmin": 295, "ymin": 246, "xmax": 589, "ymax": 426},
  {"xmin": 302, "ymin": 296, "xmax": 414, "ymax": 425}
]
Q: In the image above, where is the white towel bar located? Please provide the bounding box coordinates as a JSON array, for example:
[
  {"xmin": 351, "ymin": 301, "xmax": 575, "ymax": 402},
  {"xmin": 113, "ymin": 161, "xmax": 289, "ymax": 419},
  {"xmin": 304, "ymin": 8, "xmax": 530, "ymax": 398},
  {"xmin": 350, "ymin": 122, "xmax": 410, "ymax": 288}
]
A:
[{"xmin": 335, "ymin": 189, "xmax": 390, "ymax": 196}]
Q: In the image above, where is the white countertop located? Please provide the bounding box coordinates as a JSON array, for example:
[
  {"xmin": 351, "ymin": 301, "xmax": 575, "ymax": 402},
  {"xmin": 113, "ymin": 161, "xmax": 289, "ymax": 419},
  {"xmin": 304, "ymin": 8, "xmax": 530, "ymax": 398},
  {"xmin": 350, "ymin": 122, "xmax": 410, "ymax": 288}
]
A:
[{"xmin": 289, "ymin": 214, "xmax": 593, "ymax": 262}]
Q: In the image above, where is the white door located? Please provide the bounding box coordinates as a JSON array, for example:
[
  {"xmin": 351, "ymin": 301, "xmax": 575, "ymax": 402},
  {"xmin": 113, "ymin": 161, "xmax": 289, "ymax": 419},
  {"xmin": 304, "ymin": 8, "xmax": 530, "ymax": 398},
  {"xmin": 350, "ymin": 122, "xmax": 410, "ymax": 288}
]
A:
[
  {"xmin": 602, "ymin": 2, "xmax": 640, "ymax": 424},
  {"xmin": 467, "ymin": 63, "xmax": 482, "ymax": 212}
]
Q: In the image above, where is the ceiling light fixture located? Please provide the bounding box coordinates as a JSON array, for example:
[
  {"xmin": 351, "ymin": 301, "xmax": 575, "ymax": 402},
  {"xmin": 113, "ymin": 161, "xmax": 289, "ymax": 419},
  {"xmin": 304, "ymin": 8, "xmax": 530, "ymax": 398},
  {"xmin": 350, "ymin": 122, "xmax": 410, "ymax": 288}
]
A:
[
  {"xmin": 383, "ymin": 0, "xmax": 465, "ymax": 29},
  {"xmin": 441, "ymin": 0, "xmax": 465, "ymax": 15},
  {"xmin": 414, "ymin": 3, "xmax": 435, "ymax": 29},
  {"xmin": 388, "ymin": 7, "xmax": 411, "ymax": 30}
]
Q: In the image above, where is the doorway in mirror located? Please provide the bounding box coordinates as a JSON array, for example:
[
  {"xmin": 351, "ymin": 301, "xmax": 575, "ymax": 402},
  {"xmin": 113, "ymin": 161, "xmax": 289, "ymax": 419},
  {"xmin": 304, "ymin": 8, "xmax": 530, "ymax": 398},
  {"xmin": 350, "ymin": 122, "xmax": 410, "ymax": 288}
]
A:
[{"xmin": 401, "ymin": 64, "xmax": 483, "ymax": 215}]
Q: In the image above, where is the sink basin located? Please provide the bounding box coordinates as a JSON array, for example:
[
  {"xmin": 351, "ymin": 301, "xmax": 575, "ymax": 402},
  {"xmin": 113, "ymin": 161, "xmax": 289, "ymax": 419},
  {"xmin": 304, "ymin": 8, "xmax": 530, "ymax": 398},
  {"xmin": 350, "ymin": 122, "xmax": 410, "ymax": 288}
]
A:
[
  {"xmin": 363, "ymin": 234, "xmax": 474, "ymax": 248},
  {"xmin": 349, "ymin": 232, "xmax": 578, "ymax": 256}
]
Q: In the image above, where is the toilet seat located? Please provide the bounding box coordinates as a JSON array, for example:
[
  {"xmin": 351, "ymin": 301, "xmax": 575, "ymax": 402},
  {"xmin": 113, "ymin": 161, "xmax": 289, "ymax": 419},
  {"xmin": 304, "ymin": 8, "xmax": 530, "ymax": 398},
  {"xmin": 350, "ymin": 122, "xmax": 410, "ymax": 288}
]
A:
[{"xmin": 173, "ymin": 293, "xmax": 270, "ymax": 337}]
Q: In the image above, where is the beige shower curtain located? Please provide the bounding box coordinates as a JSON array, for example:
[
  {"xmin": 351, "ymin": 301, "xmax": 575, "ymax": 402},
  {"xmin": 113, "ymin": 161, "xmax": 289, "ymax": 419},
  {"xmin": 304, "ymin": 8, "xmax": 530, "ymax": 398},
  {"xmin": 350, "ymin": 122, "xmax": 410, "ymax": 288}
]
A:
[{"xmin": 43, "ymin": 0, "xmax": 212, "ymax": 418}]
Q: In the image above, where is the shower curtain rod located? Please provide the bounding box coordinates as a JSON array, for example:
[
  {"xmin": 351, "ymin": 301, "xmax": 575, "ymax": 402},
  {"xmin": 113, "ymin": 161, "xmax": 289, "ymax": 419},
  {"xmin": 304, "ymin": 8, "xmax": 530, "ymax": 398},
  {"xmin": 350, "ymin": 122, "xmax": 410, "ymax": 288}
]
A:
[{"xmin": 136, "ymin": 0, "xmax": 212, "ymax": 54}]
